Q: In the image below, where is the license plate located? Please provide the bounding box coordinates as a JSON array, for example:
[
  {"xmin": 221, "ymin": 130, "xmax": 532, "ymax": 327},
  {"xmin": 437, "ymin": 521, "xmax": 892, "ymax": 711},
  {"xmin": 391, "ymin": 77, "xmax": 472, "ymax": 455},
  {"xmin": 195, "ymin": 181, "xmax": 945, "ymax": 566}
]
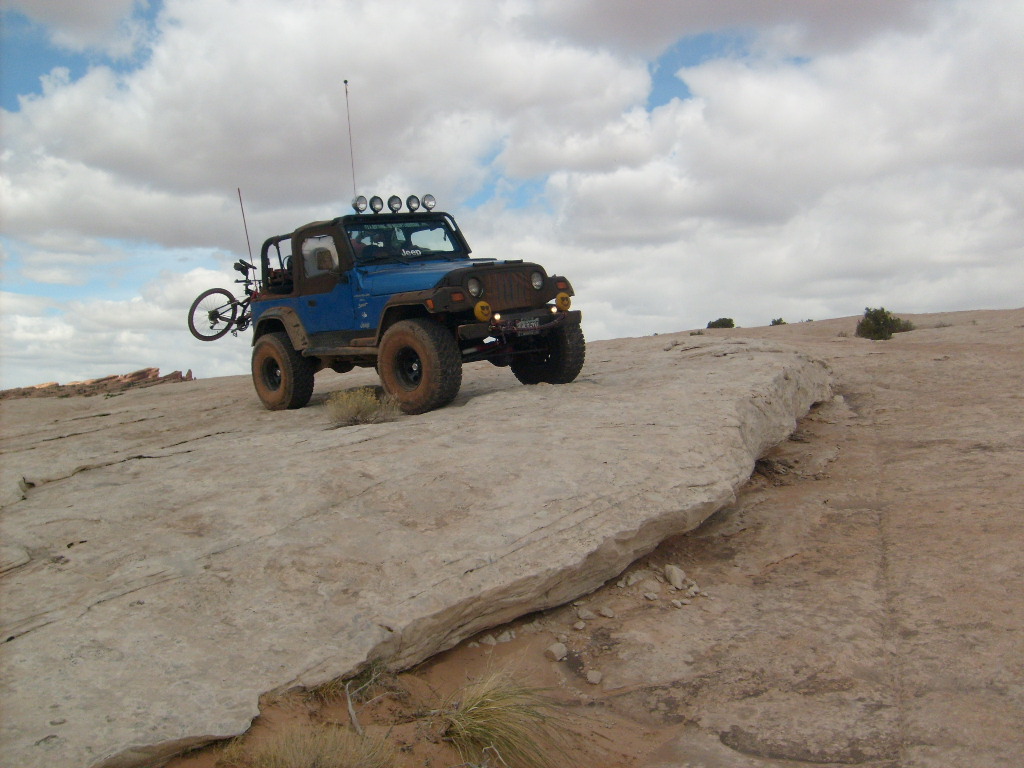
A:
[{"xmin": 515, "ymin": 317, "xmax": 540, "ymax": 334}]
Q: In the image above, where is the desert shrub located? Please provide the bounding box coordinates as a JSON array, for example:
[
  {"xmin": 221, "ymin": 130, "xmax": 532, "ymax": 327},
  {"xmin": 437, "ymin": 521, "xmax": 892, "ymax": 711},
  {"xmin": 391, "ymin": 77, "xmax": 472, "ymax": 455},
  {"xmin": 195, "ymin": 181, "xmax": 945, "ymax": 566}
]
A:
[
  {"xmin": 855, "ymin": 307, "xmax": 915, "ymax": 340},
  {"xmin": 706, "ymin": 317, "xmax": 735, "ymax": 329},
  {"xmin": 436, "ymin": 672, "xmax": 572, "ymax": 768},
  {"xmin": 305, "ymin": 661, "xmax": 397, "ymax": 706},
  {"xmin": 216, "ymin": 723, "xmax": 393, "ymax": 768},
  {"xmin": 325, "ymin": 387, "xmax": 400, "ymax": 426},
  {"xmin": 770, "ymin": 318, "xmax": 787, "ymax": 326}
]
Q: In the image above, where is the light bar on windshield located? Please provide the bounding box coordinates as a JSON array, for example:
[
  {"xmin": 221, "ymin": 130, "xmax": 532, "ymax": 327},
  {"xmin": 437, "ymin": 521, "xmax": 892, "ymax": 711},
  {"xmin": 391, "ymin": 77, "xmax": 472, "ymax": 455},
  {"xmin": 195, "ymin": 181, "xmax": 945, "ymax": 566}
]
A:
[{"xmin": 352, "ymin": 194, "xmax": 437, "ymax": 214}]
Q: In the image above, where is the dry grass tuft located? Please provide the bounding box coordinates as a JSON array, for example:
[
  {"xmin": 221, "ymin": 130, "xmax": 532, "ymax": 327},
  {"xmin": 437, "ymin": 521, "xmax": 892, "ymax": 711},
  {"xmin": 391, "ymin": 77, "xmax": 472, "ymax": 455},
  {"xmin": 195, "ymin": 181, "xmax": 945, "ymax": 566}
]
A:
[
  {"xmin": 435, "ymin": 672, "xmax": 572, "ymax": 768},
  {"xmin": 215, "ymin": 723, "xmax": 394, "ymax": 768},
  {"xmin": 325, "ymin": 387, "xmax": 401, "ymax": 427},
  {"xmin": 305, "ymin": 661, "xmax": 398, "ymax": 706}
]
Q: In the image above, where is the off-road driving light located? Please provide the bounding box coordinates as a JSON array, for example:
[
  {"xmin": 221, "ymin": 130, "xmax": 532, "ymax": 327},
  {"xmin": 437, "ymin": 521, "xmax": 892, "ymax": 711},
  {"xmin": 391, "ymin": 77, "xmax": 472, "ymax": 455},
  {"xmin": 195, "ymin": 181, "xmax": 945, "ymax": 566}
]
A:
[
  {"xmin": 474, "ymin": 301, "xmax": 492, "ymax": 322},
  {"xmin": 369, "ymin": 195, "xmax": 384, "ymax": 213},
  {"xmin": 530, "ymin": 271, "xmax": 544, "ymax": 290},
  {"xmin": 556, "ymin": 292, "xmax": 572, "ymax": 311},
  {"xmin": 422, "ymin": 194, "xmax": 436, "ymax": 210},
  {"xmin": 492, "ymin": 312, "xmax": 502, "ymax": 322},
  {"xmin": 467, "ymin": 277, "xmax": 483, "ymax": 297},
  {"xmin": 352, "ymin": 195, "xmax": 368, "ymax": 213},
  {"xmin": 406, "ymin": 195, "xmax": 420, "ymax": 212},
  {"xmin": 388, "ymin": 195, "xmax": 402, "ymax": 213},
  {"xmin": 551, "ymin": 305, "xmax": 559, "ymax": 313}
]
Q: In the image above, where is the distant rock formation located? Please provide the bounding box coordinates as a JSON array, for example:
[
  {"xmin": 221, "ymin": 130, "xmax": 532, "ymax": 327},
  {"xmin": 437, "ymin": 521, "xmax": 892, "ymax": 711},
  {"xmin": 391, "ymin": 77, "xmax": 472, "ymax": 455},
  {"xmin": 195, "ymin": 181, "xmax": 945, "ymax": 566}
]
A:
[{"xmin": 0, "ymin": 368, "xmax": 194, "ymax": 400}]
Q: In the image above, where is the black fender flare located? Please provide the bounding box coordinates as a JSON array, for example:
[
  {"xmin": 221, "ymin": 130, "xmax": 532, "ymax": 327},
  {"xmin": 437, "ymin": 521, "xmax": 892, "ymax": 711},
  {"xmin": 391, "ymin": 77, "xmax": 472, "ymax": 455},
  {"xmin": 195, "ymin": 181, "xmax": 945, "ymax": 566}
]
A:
[{"xmin": 252, "ymin": 306, "xmax": 310, "ymax": 350}]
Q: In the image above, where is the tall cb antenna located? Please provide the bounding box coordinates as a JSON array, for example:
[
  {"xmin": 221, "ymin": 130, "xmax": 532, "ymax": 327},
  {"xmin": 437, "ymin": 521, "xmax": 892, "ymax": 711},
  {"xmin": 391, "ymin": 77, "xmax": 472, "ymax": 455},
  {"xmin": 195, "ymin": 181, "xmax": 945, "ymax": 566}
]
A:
[
  {"xmin": 344, "ymin": 79, "xmax": 357, "ymax": 199},
  {"xmin": 237, "ymin": 187, "xmax": 253, "ymax": 261}
]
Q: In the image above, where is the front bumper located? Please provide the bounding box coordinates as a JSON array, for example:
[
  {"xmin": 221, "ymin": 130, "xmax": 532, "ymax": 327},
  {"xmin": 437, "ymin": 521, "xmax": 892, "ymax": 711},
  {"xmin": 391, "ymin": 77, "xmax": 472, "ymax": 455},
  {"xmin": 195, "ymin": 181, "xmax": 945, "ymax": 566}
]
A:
[{"xmin": 457, "ymin": 308, "xmax": 582, "ymax": 341}]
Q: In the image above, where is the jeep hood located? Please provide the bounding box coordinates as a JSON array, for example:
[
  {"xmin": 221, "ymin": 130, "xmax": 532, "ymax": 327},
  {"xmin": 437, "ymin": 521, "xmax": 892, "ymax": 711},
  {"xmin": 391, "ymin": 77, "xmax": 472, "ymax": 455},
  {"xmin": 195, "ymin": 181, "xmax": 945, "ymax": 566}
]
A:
[{"xmin": 355, "ymin": 259, "xmax": 497, "ymax": 296}]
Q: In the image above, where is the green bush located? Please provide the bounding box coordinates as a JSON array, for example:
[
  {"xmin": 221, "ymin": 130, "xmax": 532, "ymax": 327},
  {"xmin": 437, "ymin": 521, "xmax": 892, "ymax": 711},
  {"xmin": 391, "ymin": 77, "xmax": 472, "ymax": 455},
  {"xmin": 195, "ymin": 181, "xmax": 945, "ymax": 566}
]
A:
[
  {"xmin": 706, "ymin": 317, "xmax": 735, "ymax": 329},
  {"xmin": 770, "ymin": 318, "xmax": 786, "ymax": 326},
  {"xmin": 855, "ymin": 307, "xmax": 915, "ymax": 340}
]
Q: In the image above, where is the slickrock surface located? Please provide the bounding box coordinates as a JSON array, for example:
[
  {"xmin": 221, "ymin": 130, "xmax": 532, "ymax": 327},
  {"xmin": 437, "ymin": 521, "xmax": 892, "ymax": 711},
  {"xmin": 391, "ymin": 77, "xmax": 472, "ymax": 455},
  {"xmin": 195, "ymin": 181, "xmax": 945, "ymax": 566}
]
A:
[{"xmin": 0, "ymin": 335, "xmax": 829, "ymax": 768}]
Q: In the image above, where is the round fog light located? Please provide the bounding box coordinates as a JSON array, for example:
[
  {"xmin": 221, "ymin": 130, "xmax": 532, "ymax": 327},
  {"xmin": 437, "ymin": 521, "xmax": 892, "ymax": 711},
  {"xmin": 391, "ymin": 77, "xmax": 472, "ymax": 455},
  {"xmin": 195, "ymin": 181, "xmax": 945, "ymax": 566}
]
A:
[
  {"xmin": 406, "ymin": 195, "xmax": 420, "ymax": 212},
  {"xmin": 369, "ymin": 195, "xmax": 384, "ymax": 213},
  {"xmin": 422, "ymin": 194, "xmax": 436, "ymax": 210},
  {"xmin": 387, "ymin": 195, "xmax": 402, "ymax": 212},
  {"xmin": 352, "ymin": 195, "xmax": 368, "ymax": 213}
]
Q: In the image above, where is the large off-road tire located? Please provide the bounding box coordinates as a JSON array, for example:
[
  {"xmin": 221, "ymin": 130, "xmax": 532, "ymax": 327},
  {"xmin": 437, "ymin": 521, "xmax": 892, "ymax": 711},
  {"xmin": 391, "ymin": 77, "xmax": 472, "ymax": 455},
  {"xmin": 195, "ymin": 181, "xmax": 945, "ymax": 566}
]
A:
[
  {"xmin": 510, "ymin": 323, "xmax": 586, "ymax": 385},
  {"xmin": 378, "ymin": 318, "xmax": 462, "ymax": 414},
  {"xmin": 251, "ymin": 331, "xmax": 317, "ymax": 410},
  {"xmin": 188, "ymin": 288, "xmax": 237, "ymax": 341}
]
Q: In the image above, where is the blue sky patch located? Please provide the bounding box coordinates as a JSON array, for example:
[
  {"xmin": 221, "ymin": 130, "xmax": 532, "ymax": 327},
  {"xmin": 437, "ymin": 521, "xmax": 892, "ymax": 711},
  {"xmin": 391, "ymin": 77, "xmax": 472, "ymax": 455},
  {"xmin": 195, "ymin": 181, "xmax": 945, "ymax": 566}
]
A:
[
  {"xmin": 647, "ymin": 32, "xmax": 750, "ymax": 109},
  {"xmin": 0, "ymin": 3, "xmax": 162, "ymax": 112}
]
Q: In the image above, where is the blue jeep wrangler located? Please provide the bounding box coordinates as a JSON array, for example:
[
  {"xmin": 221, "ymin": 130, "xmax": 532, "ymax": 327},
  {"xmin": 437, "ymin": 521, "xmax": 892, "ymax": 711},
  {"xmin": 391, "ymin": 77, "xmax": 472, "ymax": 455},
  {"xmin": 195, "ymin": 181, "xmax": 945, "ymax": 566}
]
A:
[{"xmin": 249, "ymin": 194, "xmax": 585, "ymax": 414}]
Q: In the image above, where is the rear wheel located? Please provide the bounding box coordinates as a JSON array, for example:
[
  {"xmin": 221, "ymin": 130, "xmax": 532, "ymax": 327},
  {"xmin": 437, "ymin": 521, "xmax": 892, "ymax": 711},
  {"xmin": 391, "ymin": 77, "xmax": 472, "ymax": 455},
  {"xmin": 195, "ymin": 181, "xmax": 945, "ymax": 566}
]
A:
[
  {"xmin": 251, "ymin": 331, "xmax": 316, "ymax": 410},
  {"xmin": 188, "ymin": 288, "xmax": 236, "ymax": 341},
  {"xmin": 378, "ymin": 318, "xmax": 462, "ymax": 414},
  {"xmin": 511, "ymin": 323, "xmax": 586, "ymax": 385}
]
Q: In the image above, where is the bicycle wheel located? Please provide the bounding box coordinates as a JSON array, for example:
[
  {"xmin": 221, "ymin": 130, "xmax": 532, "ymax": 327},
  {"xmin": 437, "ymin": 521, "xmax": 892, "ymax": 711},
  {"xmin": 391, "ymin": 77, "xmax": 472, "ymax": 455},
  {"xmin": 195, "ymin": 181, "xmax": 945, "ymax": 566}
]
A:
[{"xmin": 188, "ymin": 288, "xmax": 237, "ymax": 341}]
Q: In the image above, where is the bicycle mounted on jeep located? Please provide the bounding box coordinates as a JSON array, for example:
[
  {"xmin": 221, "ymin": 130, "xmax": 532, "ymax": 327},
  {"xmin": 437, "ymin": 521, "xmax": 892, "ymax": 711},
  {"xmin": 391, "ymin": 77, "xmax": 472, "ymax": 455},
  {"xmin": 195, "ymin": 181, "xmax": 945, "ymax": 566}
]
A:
[{"xmin": 248, "ymin": 193, "xmax": 585, "ymax": 414}]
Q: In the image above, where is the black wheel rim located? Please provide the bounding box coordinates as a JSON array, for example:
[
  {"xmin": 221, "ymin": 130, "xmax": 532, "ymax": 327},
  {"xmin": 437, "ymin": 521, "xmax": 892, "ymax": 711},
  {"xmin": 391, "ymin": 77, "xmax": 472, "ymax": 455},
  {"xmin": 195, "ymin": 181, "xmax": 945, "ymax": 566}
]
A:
[
  {"xmin": 261, "ymin": 358, "xmax": 282, "ymax": 391},
  {"xmin": 395, "ymin": 346, "xmax": 422, "ymax": 389}
]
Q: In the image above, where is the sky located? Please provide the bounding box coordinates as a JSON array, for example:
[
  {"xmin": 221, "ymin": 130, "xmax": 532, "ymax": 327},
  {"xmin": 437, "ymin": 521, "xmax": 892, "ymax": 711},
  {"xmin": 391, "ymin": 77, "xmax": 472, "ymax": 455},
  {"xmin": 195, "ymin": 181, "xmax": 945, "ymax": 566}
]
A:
[{"xmin": 1, "ymin": 0, "xmax": 1022, "ymax": 389}]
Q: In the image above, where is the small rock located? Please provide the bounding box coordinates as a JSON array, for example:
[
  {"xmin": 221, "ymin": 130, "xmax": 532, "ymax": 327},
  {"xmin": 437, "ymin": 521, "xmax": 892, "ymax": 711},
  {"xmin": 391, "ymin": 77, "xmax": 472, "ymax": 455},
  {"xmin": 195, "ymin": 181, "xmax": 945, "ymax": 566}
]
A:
[
  {"xmin": 544, "ymin": 642, "xmax": 568, "ymax": 662},
  {"xmin": 598, "ymin": 606, "xmax": 616, "ymax": 618},
  {"xmin": 663, "ymin": 564, "xmax": 687, "ymax": 590},
  {"xmin": 644, "ymin": 592, "xmax": 659, "ymax": 601},
  {"xmin": 467, "ymin": 642, "xmax": 480, "ymax": 648},
  {"xmin": 479, "ymin": 634, "xmax": 497, "ymax": 646},
  {"xmin": 556, "ymin": 633, "xmax": 568, "ymax": 644},
  {"xmin": 670, "ymin": 599, "xmax": 683, "ymax": 609},
  {"xmin": 586, "ymin": 670, "xmax": 603, "ymax": 685},
  {"xmin": 624, "ymin": 570, "xmax": 650, "ymax": 587},
  {"xmin": 495, "ymin": 631, "xmax": 514, "ymax": 643},
  {"xmin": 576, "ymin": 608, "xmax": 598, "ymax": 621},
  {"xmin": 573, "ymin": 621, "xmax": 586, "ymax": 631}
]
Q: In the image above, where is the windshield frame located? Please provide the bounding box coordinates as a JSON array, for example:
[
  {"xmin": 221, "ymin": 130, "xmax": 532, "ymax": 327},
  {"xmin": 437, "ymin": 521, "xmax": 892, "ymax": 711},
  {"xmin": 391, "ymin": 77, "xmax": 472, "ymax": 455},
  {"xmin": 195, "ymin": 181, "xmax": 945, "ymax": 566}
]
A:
[{"xmin": 340, "ymin": 212, "xmax": 471, "ymax": 266}]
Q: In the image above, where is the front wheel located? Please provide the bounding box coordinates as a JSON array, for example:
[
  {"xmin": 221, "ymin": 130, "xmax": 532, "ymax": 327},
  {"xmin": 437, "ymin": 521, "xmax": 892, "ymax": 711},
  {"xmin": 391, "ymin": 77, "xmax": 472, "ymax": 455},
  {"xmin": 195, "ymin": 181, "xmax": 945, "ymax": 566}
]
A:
[
  {"xmin": 251, "ymin": 332, "xmax": 317, "ymax": 410},
  {"xmin": 511, "ymin": 323, "xmax": 586, "ymax": 385},
  {"xmin": 378, "ymin": 318, "xmax": 462, "ymax": 414},
  {"xmin": 188, "ymin": 288, "xmax": 237, "ymax": 341}
]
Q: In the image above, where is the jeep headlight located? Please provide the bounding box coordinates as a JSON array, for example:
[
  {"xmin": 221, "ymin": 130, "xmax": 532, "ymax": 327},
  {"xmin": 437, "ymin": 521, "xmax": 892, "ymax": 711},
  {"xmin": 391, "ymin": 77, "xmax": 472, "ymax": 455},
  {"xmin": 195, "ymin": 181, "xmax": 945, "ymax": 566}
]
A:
[
  {"xmin": 530, "ymin": 271, "xmax": 544, "ymax": 290},
  {"xmin": 467, "ymin": 277, "xmax": 483, "ymax": 298}
]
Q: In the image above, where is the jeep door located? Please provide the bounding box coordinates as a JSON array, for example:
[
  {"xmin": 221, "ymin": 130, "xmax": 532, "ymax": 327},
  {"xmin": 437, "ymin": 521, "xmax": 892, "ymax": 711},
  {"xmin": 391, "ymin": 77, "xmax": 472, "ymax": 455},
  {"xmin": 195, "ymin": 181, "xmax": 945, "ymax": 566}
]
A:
[{"xmin": 292, "ymin": 229, "xmax": 358, "ymax": 333}]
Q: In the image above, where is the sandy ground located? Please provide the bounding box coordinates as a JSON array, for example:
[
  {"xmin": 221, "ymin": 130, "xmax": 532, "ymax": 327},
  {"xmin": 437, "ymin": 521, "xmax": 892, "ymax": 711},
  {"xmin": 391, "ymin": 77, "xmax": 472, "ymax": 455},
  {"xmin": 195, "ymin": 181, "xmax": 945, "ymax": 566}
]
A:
[{"xmin": 159, "ymin": 308, "xmax": 1022, "ymax": 767}]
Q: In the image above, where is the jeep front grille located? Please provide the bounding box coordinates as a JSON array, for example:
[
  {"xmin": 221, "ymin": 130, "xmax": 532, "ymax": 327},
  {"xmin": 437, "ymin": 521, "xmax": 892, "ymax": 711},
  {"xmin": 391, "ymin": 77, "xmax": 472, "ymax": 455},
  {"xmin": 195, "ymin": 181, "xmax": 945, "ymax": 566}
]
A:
[{"xmin": 480, "ymin": 271, "xmax": 536, "ymax": 311}]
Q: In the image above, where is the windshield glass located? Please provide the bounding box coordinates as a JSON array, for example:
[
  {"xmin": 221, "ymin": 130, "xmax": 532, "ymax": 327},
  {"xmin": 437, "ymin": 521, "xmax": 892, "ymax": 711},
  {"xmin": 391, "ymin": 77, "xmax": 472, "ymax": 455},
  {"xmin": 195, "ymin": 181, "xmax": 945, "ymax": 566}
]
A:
[{"xmin": 344, "ymin": 218, "xmax": 464, "ymax": 263}]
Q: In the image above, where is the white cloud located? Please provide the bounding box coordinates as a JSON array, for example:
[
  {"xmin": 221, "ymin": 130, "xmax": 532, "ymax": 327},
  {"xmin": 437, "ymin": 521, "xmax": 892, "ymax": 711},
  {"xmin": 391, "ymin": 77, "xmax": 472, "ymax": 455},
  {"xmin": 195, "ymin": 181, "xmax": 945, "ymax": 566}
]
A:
[
  {"xmin": 7, "ymin": 0, "xmax": 148, "ymax": 57},
  {"xmin": 0, "ymin": 0, "xmax": 1022, "ymax": 389}
]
